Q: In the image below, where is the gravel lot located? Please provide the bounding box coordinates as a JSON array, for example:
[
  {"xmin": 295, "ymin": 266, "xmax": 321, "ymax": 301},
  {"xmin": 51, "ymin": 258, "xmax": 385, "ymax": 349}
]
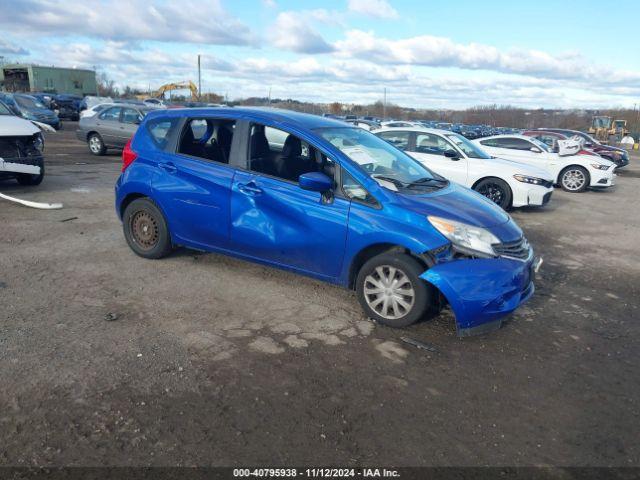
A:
[{"xmin": 1, "ymin": 123, "xmax": 639, "ymax": 467}]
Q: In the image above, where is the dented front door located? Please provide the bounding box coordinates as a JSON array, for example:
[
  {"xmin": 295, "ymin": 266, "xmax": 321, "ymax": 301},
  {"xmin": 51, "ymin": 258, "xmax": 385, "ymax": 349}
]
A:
[{"xmin": 229, "ymin": 170, "xmax": 349, "ymax": 278}]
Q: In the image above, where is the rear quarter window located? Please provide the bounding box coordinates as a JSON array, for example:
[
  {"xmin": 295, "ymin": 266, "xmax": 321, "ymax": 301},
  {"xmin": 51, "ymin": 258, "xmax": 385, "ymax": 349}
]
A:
[{"xmin": 146, "ymin": 118, "xmax": 180, "ymax": 148}]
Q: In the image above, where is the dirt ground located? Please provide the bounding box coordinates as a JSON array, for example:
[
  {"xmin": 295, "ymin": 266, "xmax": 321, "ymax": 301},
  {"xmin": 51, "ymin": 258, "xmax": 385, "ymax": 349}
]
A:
[{"xmin": 0, "ymin": 123, "xmax": 639, "ymax": 467}]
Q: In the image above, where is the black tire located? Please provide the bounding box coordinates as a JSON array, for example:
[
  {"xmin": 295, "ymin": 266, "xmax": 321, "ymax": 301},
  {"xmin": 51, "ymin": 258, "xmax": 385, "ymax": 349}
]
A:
[
  {"xmin": 16, "ymin": 157, "xmax": 44, "ymax": 186},
  {"xmin": 356, "ymin": 253, "xmax": 433, "ymax": 328},
  {"xmin": 559, "ymin": 165, "xmax": 589, "ymax": 192},
  {"xmin": 88, "ymin": 133, "xmax": 106, "ymax": 156},
  {"xmin": 473, "ymin": 177, "xmax": 512, "ymax": 210},
  {"xmin": 122, "ymin": 198, "xmax": 173, "ymax": 259}
]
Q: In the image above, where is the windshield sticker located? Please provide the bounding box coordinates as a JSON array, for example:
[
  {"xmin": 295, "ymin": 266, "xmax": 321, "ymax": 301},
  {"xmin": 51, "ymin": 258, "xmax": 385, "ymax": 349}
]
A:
[{"xmin": 341, "ymin": 146, "xmax": 377, "ymax": 165}]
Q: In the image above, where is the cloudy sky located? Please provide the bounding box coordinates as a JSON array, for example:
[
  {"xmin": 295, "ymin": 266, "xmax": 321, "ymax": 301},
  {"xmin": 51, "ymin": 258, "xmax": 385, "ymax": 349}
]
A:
[{"xmin": 0, "ymin": 0, "xmax": 639, "ymax": 108}]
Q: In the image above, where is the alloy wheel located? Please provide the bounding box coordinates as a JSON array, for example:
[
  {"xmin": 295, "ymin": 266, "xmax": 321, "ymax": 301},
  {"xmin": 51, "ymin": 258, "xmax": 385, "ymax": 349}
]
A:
[
  {"xmin": 89, "ymin": 136, "xmax": 102, "ymax": 153},
  {"xmin": 363, "ymin": 265, "xmax": 415, "ymax": 320},
  {"xmin": 477, "ymin": 182, "xmax": 505, "ymax": 205},
  {"xmin": 562, "ymin": 169, "xmax": 586, "ymax": 191}
]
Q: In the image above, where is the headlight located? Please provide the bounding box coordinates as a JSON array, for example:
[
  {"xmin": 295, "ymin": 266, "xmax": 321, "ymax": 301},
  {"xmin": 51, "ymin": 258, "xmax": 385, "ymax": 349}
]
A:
[
  {"xmin": 33, "ymin": 133, "xmax": 44, "ymax": 152},
  {"xmin": 513, "ymin": 174, "xmax": 548, "ymax": 185},
  {"xmin": 428, "ymin": 216, "xmax": 499, "ymax": 257},
  {"xmin": 590, "ymin": 163, "xmax": 610, "ymax": 170}
]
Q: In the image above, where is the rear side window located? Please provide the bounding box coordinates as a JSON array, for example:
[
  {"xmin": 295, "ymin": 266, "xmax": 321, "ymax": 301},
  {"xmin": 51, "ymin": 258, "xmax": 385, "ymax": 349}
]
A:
[
  {"xmin": 146, "ymin": 117, "xmax": 180, "ymax": 148},
  {"xmin": 177, "ymin": 118, "xmax": 236, "ymax": 164}
]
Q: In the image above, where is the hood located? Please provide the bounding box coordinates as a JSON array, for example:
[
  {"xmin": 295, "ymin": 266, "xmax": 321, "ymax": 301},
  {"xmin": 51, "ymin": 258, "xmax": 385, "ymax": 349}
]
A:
[
  {"xmin": 0, "ymin": 115, "xmax": 40, "ymax": 136},
  {"xmin": 392, "ymin": 183, "xmax": 522, "ymax": 241},
  {"xmin": 483, "ymin": 155, "xmax": 553, "ymax": 180}
]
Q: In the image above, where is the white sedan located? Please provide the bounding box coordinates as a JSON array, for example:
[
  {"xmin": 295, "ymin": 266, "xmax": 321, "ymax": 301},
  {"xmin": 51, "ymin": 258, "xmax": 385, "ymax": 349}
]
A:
[
  {"xmin": 473, "ymin": 135, "xmax": 616, "ymax": 192},
  {"xmin": 374, "ymin": 127, "xmax": 554, "ymax": 210}
]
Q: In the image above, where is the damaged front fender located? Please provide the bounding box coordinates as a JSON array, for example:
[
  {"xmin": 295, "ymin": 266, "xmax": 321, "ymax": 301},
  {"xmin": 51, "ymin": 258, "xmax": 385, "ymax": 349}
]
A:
[{"xmin": 421, "ymin": 257, "xmax": 535, "ymax": 337}]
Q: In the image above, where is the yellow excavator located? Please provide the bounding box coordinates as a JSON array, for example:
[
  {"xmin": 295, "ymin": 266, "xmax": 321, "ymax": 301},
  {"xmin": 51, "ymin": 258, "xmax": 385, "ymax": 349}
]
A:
[
  {"xmin": 588, "ymin": 116, "xmax": 628, "ymax": 143},
  {"xmin": 137, "ymin": 81, "xmax": 199, "ymax": 101}
]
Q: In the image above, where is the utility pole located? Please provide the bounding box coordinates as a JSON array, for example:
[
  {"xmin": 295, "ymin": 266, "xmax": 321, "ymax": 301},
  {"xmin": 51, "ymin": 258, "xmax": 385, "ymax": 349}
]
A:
[
  {"xmin": 197, "ymin": 54, "xmax": 202, "ymax": 101},
  {"xmin": 383, "ymin": 87, "xmax": 387, "ymax": 120},
  {"xmin": 268, "ymin": 87, "xmax": 271, "ymax": 105}
]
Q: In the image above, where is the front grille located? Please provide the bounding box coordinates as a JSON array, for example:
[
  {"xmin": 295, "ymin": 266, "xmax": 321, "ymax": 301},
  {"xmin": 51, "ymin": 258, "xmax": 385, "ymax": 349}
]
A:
[
  {"xmin": 493, "ymin": 236, "xmax": 531, "ymax": 260},
  {"xmin": 0, "ymin": 138, "xmax": 21, "ymax": 159},
  {"xmin": 0, "ymin": 136, "xmax": 40, "ymax": 163}
]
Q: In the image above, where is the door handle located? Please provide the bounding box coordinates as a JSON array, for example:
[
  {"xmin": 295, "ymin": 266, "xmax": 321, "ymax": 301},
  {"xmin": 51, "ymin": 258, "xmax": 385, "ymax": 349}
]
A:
[
  {"xmin": 238, "ymin": 182, "xmax": 263, "ymax": 195},
  {"xmin": 159, "ymin": 162, "xmax": 177, "ymax": 174}
]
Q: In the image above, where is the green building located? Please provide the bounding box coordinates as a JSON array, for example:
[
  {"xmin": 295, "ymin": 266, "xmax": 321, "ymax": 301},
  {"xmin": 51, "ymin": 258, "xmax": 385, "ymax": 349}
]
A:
[{"xmin": 0, "ymin": 64, "xmax": 97, "ymax": 96}]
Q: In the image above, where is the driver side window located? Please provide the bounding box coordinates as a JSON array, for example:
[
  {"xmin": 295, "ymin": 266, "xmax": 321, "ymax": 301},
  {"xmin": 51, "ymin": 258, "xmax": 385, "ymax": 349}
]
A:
[{"xmin": 415, "ymin": 133, "xmax": 456, "ymax": 156}]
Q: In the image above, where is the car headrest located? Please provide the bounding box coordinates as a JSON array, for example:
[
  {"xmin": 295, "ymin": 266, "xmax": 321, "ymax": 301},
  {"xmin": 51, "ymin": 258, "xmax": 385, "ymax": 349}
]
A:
[
  {"xmin": 250, "ymin": 129, "xmax": 270, "ymax": 158},
  {"xmin": 198, "ymin": 122, "xmax": 214, "ymax": 144},
  {"xmin": 282, "ymin": 135, "xmax": 302, "ymax": 157},
  {"xmin": 218, "ymin": 126, "xmax": 232, "ymax": 148}
]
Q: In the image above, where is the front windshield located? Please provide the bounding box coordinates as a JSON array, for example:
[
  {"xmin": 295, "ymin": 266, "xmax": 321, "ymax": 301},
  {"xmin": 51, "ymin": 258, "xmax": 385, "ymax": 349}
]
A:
[
  {"xmin": 0, "ymin": 101, "xmax": 12, "ymax": 115},
  {"xmin": 15, "ymin": 95, "xmax": 45, "ymax": 109},
  {"xmin": 528, "ymin": 137, "xmax": 552, "ymax": 152},
  {"xmin": 316, "ymin": 127, "xmax": 446, "ymax": 192},
  {"xmin": 444, "ymin": 133, "xmax": 491, "ymax": 159}
]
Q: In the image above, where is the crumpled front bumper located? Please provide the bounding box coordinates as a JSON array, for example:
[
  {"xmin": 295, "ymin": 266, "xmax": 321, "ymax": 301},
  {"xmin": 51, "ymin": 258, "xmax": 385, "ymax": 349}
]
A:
[{"xmin": 420, "ymin": 257, "xmax": 537, "ymax": 337}]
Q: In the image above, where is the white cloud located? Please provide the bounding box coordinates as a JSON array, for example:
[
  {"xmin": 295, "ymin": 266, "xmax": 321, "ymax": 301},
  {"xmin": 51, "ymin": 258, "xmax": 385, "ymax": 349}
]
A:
[
  {"xmin": 0, "ymin": 0, "xmax": 255, "ymax": 46},
  {"xmin": 347, "ymin": 0, "xmax": 398, "ymax": 19},
  {"xmin": 262, "ymin": 0, "xmax": 277, "ymax": 7},
  {"xmin": 0, "ymin": 39, "xmax": 29, "ymax": 55},
  {"xmin": 333, "ymin": 30, "xmax": 640, "ymax": 85},
  {"xmin": 271, "ymin": 11, "xmax": 335, "ymax": 54}
]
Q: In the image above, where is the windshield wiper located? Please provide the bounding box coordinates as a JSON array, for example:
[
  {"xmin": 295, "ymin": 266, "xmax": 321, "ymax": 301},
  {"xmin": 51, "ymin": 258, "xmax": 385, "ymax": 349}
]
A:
[
  {"xmin": 408, "ymin": 177, "xmax": 448, "ymax": 186},
  {"xmin": 372, "ymin": 175, "xmax": 407, "ymax": 188}
]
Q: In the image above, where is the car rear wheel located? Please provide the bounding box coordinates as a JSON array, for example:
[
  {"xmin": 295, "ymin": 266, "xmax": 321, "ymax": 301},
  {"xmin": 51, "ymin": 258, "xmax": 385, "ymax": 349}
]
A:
[
  {"xmin": 356, "ymin": 253, "xmax": 433, "ymax": 328},
  {"xmin": 16, "ymin": 157, "xmax": 44, "ymax": 186},
  {"xmin": 122, "ymin": 198, "xmax": 173, "ymax": 259},
  {"xmin": 560, "ymin": 166, "xmax": 589, "ymax": 192},
  {"xmin": 88, "ymin": 133, "xmax": 106, "ymax": 156},
  {"xmin": 474, "ymin": 177, "xmax": 512, "ymax": 210}
]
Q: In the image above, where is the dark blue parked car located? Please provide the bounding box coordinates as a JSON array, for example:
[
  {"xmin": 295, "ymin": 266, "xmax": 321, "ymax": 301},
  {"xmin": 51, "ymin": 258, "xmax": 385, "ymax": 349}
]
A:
[
  {"xmin": 115, "ymin": 108, "xmax": 540, "ymax": 336},
  {"xmin": 0, "ymin": 93, "xmax": 61, "ymax": 130}
]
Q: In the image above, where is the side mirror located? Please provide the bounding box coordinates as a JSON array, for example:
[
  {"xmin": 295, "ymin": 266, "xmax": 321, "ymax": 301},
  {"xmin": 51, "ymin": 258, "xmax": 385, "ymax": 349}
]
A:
[
  {"xmin": 299, "ymin": 172, "xmax": 333, "ymax": 192},
  {"xmin": 444, "ymin": 150, "xmax": 460, "ymax": 160},
  {"xmin": 530, "ymin": 147, "xmax": 541, "ymax": 153}
]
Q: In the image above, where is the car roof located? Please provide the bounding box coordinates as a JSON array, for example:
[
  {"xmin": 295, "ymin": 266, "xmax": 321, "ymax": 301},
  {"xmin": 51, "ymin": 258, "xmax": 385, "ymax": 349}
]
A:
[
  {"xmin": 525, "ymin": 130, "xmax": 567, "ymax": 137},
  {"xmin": 477, "ymin": 134, "xmax": 533, "ymax": 140},
  {"xmin": 375, "ymin": 126, "xmax": 457, "ymax": 136},
  {"xmin": 144, "ymin": 106, "xmax": 350, "ymax": 129},
  {"xmin": 104, "ymin": 103, "xmax": 148, "ymax": 110}
]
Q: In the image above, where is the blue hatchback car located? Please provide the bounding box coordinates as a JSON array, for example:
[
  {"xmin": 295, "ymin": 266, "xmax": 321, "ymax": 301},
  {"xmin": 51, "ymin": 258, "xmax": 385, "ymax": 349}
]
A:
[{"xmin": 115, "ymin": 108, "xmax": 540, "ymax": 336}]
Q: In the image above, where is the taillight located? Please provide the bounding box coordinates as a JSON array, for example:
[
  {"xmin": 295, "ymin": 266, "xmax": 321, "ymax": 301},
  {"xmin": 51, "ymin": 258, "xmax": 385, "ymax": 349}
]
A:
[{"xmin": 122, "ymin": 138, "xmax": 138, "ymax": 172}]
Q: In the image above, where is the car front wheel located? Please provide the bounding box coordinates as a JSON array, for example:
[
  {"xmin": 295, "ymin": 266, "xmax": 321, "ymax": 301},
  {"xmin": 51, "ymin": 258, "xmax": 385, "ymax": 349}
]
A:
[
  {"xmin": 559, "ymin": 166, "xmax": 589, "ymax": 192},
  {"xmin": 474, "ymin": 177, "xmax": 512, "ymax": 210},
  {"xmin": 356, "ymin": 253, "xmax": 433, "ymax": 328},
  {"xmin": 88, "ymin": 133, "xmax": 106, "ymax": 156}
]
